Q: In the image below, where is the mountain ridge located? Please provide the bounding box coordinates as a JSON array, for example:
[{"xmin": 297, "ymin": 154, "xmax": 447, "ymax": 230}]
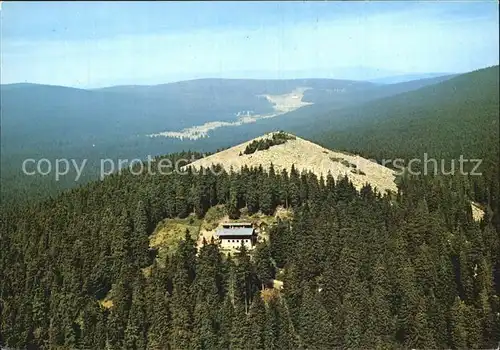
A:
[
  {"xmin": 186, "ymin": 131, "xmax": 398, "ymax": 194},
  {"xmin": 185, "ymin": 131, "xmax": 486, "ymax": 220}
]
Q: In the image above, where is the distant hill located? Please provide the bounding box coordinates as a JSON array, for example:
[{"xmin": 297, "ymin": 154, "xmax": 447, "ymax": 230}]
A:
[
  {"xmin": 0, "ymin": 74, "xmax": 455, "ymax": 160},
  {"xmin": 369, "ymin": 72, "xmax": 456, "ymax": 84},
  {"xmin": 206, "ymin": 73, "xmax": 460, "ymax": 142},
  {"xmin": 186, "ymin": 131, "xmax": 398, "ymax": 194},
  {"xmin": 301, "ymin": 73, "xmax": 457, "ymax": 105},
  {"xmin": 312, "ymin": 66, "xmax": 499, "ymax": 163},
  {"xmin": 95, "ymin": 78, "xmax": 375, "ymax": 97},
  {"xmin": 1, "ymin": 78, "xmax": 376, "ymax": 154},
  {"xmin": 310, "ymin": 65, "xmax": 499, "ymax": 210}
]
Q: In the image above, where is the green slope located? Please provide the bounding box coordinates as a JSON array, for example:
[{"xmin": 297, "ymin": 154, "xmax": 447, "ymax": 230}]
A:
[
  {"xmin": 313, "ymin": 65, "xmax": 498, "ymax": 163},
  {"xmin": 202, "ymin": 74, "xmax": 458, "ymax": 148},
  {"xmin": 310, "ymin": 65, "xmax": 499, "ymax": 208}
]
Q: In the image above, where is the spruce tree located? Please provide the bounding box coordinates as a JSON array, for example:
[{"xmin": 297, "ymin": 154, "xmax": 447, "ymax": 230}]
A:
[{"xmin": 133, "ymin": 200, "xmax": 151, "ymax": 268}]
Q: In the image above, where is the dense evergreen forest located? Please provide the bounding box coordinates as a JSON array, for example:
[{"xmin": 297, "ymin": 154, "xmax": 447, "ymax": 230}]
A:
[{"xmin": 1, "ymin": 150, "xmax": 499, "ymax": 349}]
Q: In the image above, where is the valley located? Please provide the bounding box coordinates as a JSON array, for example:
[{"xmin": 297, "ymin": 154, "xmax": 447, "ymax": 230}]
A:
[{"xmin": 147, "ymin": 87, "xmax": 313, "ymax": 140}]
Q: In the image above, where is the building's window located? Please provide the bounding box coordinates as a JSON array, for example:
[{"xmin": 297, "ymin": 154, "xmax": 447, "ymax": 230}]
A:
[{"xmin": 236, "ymin": 240, "xmax": 239, "ymax": 243}]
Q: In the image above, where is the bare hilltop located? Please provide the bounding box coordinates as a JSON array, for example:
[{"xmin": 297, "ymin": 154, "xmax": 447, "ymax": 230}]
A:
[
  {"xmin": 186, "ymin": 131, "xmax": 398, "ymax": 193},
  {"xmin": 186, "ymin": 131, "xmax": 485, "ymax": 221}
]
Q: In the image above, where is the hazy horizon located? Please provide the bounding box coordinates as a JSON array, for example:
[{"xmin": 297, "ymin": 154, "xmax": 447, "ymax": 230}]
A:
[
  {"xmin": 1, "ymin": 1, "xmax": 498, "ymax": 88},
  {"xmin": 0, "ymin": 67, "xmax": 466, "ymax": 89}
]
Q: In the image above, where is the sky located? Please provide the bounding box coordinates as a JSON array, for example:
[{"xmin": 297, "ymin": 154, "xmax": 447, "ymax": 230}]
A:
[{"xmin": 1, "ymin": 1, "xmax": 499, "ymax": 88}]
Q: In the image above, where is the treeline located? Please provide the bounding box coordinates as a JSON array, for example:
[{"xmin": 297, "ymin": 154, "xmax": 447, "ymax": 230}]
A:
[
  {"xmin": 243, "ymin": 132, "xmax": 295, "ymax": 155},
  {"xmin": 1, "ymin": 151, "xmax": 499, "ymax": 349}
]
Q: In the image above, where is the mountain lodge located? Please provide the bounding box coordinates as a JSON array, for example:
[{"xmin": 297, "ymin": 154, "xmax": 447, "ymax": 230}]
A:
[{"xmin": 216, "ymin": 222, "xmax": 256, "ymax": 250}]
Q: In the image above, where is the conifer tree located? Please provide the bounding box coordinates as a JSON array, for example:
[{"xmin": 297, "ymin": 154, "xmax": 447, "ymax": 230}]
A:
[
  {"xmin": 191, "ymin": 241, "xmax": 224, "ymax": 350},
  {"xmin": 107, "ymin": 272, "xmax": 133, "ymax": 350},
  {"xmin": 298, "ymin": 285, "xmax": 334, "ymax": 349},
  {"xmin": 449, "ymin": 296, "xmax": 468, "ymax": 349},
  {"xmin": 133, "ymin": 200, "xmax": 151, "ymax": 268},
  {"xmin": 228, "ymin": 174, "xmax": 241, "ymax": 219},
  {"xmin": 170, "ymin": 232, "xmax": 197, "ymax": 349},
  {"xmin": 217, "ymin": 294, "xmax": 234, "ymax": 349},
  {"xmin": 124, "ymin": 274, "xmax": 148, "ymax": 350},
  {"xmin": 254, "ymin": 243, "xmax": 275, "ymax": 288},
  {"xmin": 247, "ymin": 296, "xmax": 266, "ymax": 349}
]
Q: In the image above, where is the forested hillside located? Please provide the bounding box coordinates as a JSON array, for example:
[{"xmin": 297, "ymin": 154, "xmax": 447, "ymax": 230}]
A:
[
  {"xmin": 315, "ymin": 65, "xmax": 499, "ymax": 162},
  {"xmin": 313, "ymin": 65, "xmax": 500, "ymax": 229},
  {"xmin": 2, "ymin": 1, "xmax": 498, "ymax": 349},
  {"xmin": 1, "ymin": 152, "xmax": 499, "ymax": 349}
]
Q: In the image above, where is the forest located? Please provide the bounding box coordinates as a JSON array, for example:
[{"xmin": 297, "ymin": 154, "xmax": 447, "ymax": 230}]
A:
[
  {"xmin": 2, "ymin": 2, "xmax": 499, "ymax": 349},
  {"xmin": 1, "ymin": 150, "xmax": 499, "ymax": 349}
]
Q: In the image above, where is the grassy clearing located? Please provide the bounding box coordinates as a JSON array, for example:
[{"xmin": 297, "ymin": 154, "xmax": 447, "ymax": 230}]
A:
[
  {"xmin": 150, "ymin": 214, "xmax": 201, "ymax": 261},
  {"xmin": 98, "ymin": 288, "xmax": 115, "ymax": 309},
  {"xmin": 471, "ymin": 202, "xmax": 485, "ymax": 222},
  {"xmin": 201, "ymin": 205, "xmax": 227, "ymax": 231},
  {"xmin": 99, "ymin": 299, "xmax": 114, "ymax": 309},
  {"xmin": 350, "ymin": 168, "xmax": 366, "ymax": 175},
  {"xmin": 260, "ymin": 288, "xmax": 281, "ymax": 304}
]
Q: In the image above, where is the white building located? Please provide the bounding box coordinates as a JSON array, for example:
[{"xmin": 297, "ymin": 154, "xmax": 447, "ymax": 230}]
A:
[{"xmin": 216, "ymin": 222, "xmax": 256, "ymax": 250}]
